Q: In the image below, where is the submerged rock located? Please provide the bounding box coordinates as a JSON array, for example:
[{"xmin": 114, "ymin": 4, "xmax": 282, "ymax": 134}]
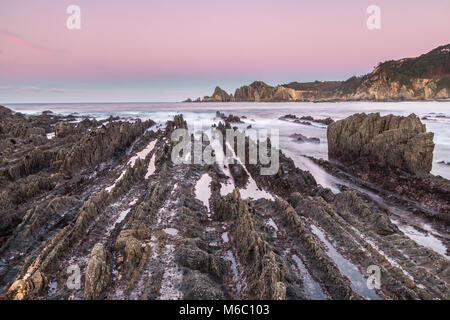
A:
[
  {"xmin": 279, "ymin": 114, "xmax": 333, "ymax": 126},
  {"xmin": 300, "ymin": 116, "xmax": 334, "ymax": 125},
  {"xmin": 290, "ymin": 133, "xmax": 320, "ymax": 144},
  {"xmin": 215, "ymin": 111, "xmax": 243, "ymax": 123}
]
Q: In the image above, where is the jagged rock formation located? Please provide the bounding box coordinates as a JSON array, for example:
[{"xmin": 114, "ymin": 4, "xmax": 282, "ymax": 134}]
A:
[
  {"xmin": 290, "ymin": 133, "xmax": 320, "ymax": 144},
  {"xmin": 83, "ymin": 243, "xmax": 111, "ymax": 300},
  {"xmin": 307, "ymin": 113, "xmax": 450, "ymax": 218},
  {"xmin": 0, "ymin": 106, "xmax": 448, "ymax": 301},
  {"xmin": 234, "ymin": 81, "xmax": 293, "ymax": 102},
  {"xmin": 202, "ymin": 87, "xmax": 234, "ymax": 102},
  {"xmin": 7, "ymin": 270, "xmax": 47, "ymax": 300},
  {"xmin": 215, "ymin": 111, "xmax": 243, "ymax": 123},
  {"xmin": 327, "ymin": 113, "xmax": 434, "ymax": 175},
  {"xmin": 186, "ymin": 44, "xmax": 450, "ymax": 102},
  {"xmin": 297, "ymin": 116, "xmax": 334, "ymax": 125},
  {"xmin": 214, "ymin": 189, "xmax": 287, "ymax": 299},
  {"xmin": 56, "ymin": 120, "xmax": 152, "ymax": 176}
]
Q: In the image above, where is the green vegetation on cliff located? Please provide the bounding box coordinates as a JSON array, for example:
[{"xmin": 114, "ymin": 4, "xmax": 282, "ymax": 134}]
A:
[{"xmin": 186, "ymin": 44, "xmax": 450, "ymax": 102}]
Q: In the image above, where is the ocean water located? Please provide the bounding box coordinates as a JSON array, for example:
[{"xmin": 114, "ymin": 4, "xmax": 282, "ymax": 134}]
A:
[{"xmin": 6, "ymin": 101, "xmax": 450, "ymax": 180}]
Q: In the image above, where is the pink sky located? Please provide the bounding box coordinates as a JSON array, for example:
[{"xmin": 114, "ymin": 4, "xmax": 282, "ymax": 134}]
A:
[{"xmin": 0, "ymin": 0, "xmax": 449, "ymax": 102}]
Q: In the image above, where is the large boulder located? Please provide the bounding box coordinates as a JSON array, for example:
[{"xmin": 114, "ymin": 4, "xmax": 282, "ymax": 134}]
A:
[
  {"xmin": 175, "ymin": 239, "xmax": 225, "ymax": 278},
  {"xmin": 7, "ymin": 271, "xmax": 47, "ymax": 300},
  {"xmin": 327, "ymin": 113, "xmax": 434, "ymax": 175},
  {"xmin": 83, "ymin": 243, "xmax": 111, "ymax": 300},
  {"xmin": 115, "ymin": 229, "xmax": 151, "ymax": 279},
  {"xmin": 54, "ymin": 122, "xmax": 76, "ymax": 138}
]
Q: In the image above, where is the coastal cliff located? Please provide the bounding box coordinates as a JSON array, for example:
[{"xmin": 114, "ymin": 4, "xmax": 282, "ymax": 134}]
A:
[{"xmin": 186, "ymin": 44, "xmax": 450, "ymax": 102}]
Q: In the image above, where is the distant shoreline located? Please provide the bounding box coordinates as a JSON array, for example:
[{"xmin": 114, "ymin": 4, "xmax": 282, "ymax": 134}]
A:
[
  {"xmin": 182, "ymin": 98, "xmax": 450, "ymax": 103},
  {"xmin": 185, "ymin": 44, "xmax": 450, "ymax": 103},
  {"xmin": 3, "ymin": 99, "xmax": 450, "ymax": 109}
]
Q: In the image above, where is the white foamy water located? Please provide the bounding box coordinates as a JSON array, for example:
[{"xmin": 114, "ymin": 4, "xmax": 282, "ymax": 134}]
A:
[
  {"xmin": 267, "ymin": 218, "xmax": 279, "ymax": 232},
  {"xmin": 239, "ymin": 175, "xmax": 274, "ymax": 201},
  {"xmin": 221, "ymin": 232, "xmax": 229, "ymax": 243},
  {"xmin": 116, "ymin": 209, "xmax": 131, "ymax": 225},
  {"xmin": 145, "ymin": 154, "xmax": 156, "ymax": 178},
  {"xmin": 310, "ymin": 224, "xmax": 381, "ymax": 300},
  {"xmin": 163, "ymin": 228, "xmax": 179, "ymax": 236},
  {"xmin": 291, "ymin": 254, "xmax": 327, "ymax": 300},
  {"xmin": 107, "ymin": 208, "xmax": 131, "ymax": 233},
  {"xmin": 225, "ymin": 250, "xmax": 242, "ymax": 293},
  {"xmin": 128, "ymin": 139, "xmax": 157, "ymax": 167},
  {"xmin": 105, "ymin": 169, "xmax": 127, "ymax": 193},
  {"xmin": 219, "ymin": 140, "xmax": 274, "ymax": 201},
  {"xmin": 194, "ymin": 173, "xmax": 212, "ymax": 214},
  {"xmin": 10, "ymin": 101, "xmax": 450, "ymax": 179},
  {"xmin": 390, "ymin": 219, "xmax": 449, "ymax": 259}
]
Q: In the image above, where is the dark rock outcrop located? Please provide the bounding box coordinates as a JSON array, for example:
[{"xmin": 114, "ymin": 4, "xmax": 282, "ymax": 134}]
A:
[
  {"xmin": 279, "ymin": 114, "xmax": 334, "ymax": 126},
  {"xmin": 83, "ymin": 243, "xmax": 111, "ymax": 300},
  {"xmin": 299, "ymin": 116, "xmax": 334, "ymax": 125},
  {"xmin": 116, "ymin": 229, "xmax": 152, "ymax": 280},
  {"xmin": 228, "ymin": 164, "xmax": 249, "ymax": 187},
  {"xmin": 175, "ymin": 239, "xmax": 225, "ymax": 279},
  {"xmin": 56, "ymin": 119, "xmax": 153, "ymax": 175},
  {"xmin": 290, "ymin": 133, "xmax": 320, "ymax": 144},
  {"xmin": 215, "ymin": 111, "xmax": 243, "ymax": 123},
  {"xmin": 327, "ymin": 113, "xmax": 434, "ymax": 175},
  {"xmin": 216, "ymin": 189, "xmax": 287, "ymax": 299},
  {"xmin": 7, "ymin": 270, "xmax": 47, "ymax": 300},
  {"xmin": 202, "ymin": 87, "xmax": 234, "ymax": 102}
]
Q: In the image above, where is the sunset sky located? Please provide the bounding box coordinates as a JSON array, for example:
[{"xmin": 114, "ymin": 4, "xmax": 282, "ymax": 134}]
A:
[{"xmin": 1, "ymin": 0, "xmax": 449, "ymax": 102}]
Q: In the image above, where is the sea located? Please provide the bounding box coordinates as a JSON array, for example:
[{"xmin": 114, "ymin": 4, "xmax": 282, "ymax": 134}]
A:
[{"xmin": 5, "ymin": 101, "xmax": 450, "ymax": 183}]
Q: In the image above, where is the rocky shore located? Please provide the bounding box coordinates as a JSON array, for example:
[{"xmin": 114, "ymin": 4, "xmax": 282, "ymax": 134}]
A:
[
  {"xmin": 326, "ymin": 112, "xmax": 449, "ymax": 217},
  {"xmin": 185, "ymin": 44, "xmax": 450, "ymax": 102},
  {"xmin": 0, "ymin": 106, "xmax": 448, "ymax": 300}
]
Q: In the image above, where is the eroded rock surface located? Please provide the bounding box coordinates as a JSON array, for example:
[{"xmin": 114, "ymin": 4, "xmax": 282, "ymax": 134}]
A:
[
  {"xmin": 0, "ymin": 106, "xmax": 448, "ymax": 301},
  {"xmin": 328, "ymin": 113, "xmax": 434, "ymax": 175},
  {"xmin": 83, "ymin": 243, "xmax": 111, "ymax": 300}
]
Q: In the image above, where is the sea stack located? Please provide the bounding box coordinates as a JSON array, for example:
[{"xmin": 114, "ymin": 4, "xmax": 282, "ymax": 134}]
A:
[{"xmin": 327, "ymin": 113, "xmax": 435, "ymax": 175}]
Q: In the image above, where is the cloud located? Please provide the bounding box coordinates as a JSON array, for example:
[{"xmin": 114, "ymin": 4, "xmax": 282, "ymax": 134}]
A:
[
  {"xmin": 0, "ymin": 30, "xmax": 70, "ymax": 56},
  {"xmin": 49, "ymin": 88, "xmax": 67, "ymax": 93},
  {"xmin": 0, "ymin": 85, "xmax": 12, "ymax": 90},
  {"xmin": 21, "ymin": 86, "xmax": 41, "ymax": 92},
  {"xmin": 17, "ymin": 86, "xmax": 68, "ymax": 94}
]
